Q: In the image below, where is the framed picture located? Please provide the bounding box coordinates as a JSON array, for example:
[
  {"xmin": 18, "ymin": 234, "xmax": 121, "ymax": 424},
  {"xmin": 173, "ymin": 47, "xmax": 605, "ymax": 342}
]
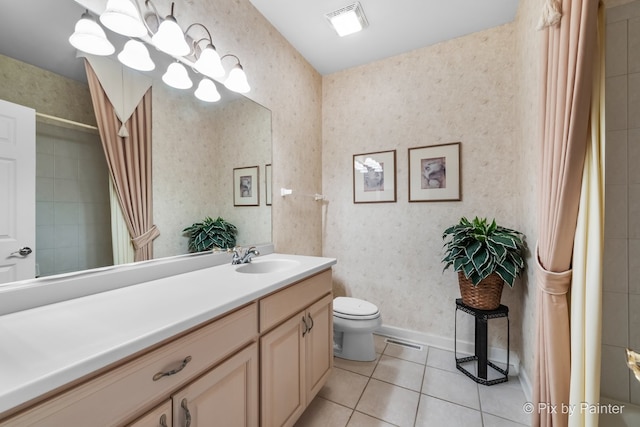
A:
[
  {"xmin": 265, "ymin": 164, "xmax": 272, "ymax": 206},
  {"xmin": 233, "ymin": 166, "xmax": 259, "ymax": 206},
  {"xmin": 353, "ymin": 150, "xmax": 397, "ymax": 203},
  {"xmin": 408, "ymin": 142, "xmax": 461, "ymax": 202}
]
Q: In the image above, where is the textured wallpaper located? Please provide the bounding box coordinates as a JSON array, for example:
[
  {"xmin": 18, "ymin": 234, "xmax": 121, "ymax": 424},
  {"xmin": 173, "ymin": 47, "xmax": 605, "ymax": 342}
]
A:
[
  {"xmin": 322, "ymin": 23, "xmax": 518, "ymax": 351},
  {"xmin": 150, "ymin": 0, "xmax": 324, "ymax": 256}
]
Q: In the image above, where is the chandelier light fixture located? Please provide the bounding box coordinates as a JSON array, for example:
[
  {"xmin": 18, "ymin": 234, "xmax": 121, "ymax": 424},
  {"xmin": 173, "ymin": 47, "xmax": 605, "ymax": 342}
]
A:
[{"xmin": 69, "ymin": 0, "xmax": 251, "ymax": 102}]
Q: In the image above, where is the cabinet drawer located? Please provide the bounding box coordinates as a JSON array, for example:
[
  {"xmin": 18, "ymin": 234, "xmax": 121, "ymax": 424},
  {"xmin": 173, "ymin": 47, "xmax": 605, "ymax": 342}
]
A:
[
  {"xmin": 260, "ymin": 269, "xmax": 332, "ymax": 332},
  {"xmin": 1, "ymin": 303, "xmax": 258, "ymax": 427}
]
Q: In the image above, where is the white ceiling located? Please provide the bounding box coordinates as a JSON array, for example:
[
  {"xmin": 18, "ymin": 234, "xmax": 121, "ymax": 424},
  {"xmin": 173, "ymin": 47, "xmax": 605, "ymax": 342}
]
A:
[
  {"xmin": 0, "ymin": 0, "xmax": 520, "ymax": 83},
  {"xmin": 249, "ymin": 0, "xmax": 520, "ymax": 75}
]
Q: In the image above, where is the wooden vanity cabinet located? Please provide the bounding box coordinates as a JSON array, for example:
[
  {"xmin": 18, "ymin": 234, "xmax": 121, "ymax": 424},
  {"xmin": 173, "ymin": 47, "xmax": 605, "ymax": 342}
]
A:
[
  {"xmin": 0, "ymin": 303, "xmax": 258, "ymax": 427},
  {"xmin": 126, "ymin": 401, "xmax": 172, "ymax": 427},
  {"xmin": 259, "ymin": 270, "xmax": 333, "ymax": 427},
  {"xmin": 0, "ymin": 267, "xmax": 334, "ymax": 427}
]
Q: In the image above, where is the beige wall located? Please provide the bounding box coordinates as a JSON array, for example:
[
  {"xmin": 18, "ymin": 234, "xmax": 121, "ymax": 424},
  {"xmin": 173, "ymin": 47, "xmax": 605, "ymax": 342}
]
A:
[
  {"xmin": 513, "ymin": 0, "xmax": 544, "ymax": 391},
  {"xmin": 322, "ymin": 23, "xmax": 521, "ymax": 352},
  {"xmin": 153, "ymin": 0, "xmax": 324, "ymax": 256}
]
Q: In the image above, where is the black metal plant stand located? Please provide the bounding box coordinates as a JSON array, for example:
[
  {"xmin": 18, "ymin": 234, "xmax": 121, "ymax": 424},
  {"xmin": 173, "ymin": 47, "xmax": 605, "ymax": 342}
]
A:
[{"xmin": 454, "ymin": 298, "xmax": 509, "ymax": 386}]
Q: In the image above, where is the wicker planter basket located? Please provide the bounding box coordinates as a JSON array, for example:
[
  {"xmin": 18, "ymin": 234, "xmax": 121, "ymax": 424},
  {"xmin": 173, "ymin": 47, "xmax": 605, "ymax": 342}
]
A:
[{"xmin": 458, "ymin": 271, "xmax": 504, "ymax": 310}]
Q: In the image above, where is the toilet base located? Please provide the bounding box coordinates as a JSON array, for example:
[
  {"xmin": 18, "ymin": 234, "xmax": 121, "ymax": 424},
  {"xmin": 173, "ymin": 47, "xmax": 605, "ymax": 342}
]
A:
[
  {"xmin": 333, "ymin": 330, "xmax": 377, "ymax": 361},
  {"xmin": 332, "ymin": 314, "xmax": 381, "ymax": 362}
]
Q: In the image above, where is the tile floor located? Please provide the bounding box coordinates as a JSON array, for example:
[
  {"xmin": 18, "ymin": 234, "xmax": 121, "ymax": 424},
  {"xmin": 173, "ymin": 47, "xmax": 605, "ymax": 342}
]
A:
[{"xmin": 295, "ymin": 335, "xmax": 531, "ymax": 427}]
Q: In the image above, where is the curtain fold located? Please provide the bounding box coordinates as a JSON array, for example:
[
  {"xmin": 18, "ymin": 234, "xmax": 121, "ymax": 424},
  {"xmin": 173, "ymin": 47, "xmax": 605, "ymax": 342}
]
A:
[
  {"xmin": 533, "ymin": 0, "xmax": 599, "ymax": 426},
  {"xmin": 568, "ymin": 4, "xmax": 605, "ymax": 427},
  {"xmin": 85, "ymin": 60, "xmax": 159, "ymax": 262}
]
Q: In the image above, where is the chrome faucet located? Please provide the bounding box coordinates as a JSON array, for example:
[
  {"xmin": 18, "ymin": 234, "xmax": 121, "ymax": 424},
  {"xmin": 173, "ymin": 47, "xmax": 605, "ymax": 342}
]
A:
[{"xmin": 231, "ymin": 246, "xmax": 260, "ymax": 264}]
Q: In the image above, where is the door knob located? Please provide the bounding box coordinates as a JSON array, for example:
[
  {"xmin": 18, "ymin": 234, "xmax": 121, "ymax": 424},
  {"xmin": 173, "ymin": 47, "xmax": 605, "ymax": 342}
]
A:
[{"xmin": 11, "ymin": 247, "xmax": 32, "ymax": 257}]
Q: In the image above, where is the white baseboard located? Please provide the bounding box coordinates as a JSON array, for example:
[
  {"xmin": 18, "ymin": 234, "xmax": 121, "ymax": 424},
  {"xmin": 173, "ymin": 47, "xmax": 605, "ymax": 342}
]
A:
[{"xmin": 376, "ymin": 324, "xmax": 521, "ymax": 375}]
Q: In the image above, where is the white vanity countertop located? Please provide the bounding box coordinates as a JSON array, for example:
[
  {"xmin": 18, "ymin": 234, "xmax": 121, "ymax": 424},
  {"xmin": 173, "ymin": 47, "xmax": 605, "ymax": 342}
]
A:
[{"xmin": 0, "ymin": 253, "xmax": 336, "ymax": 415}]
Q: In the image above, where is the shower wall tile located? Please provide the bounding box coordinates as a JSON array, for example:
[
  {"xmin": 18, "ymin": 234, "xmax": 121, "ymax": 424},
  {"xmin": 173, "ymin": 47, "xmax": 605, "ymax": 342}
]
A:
[
  {"xmin": 607, "ymin": 20, "xmax": 628, "ymax": 77},
  {"xmin": 36, "ymin": 201, "xmax": 53, "ymax": 226},
  {"xmin": 54, "ymin": 202, "xmax": 79, "ymax": 226},
  {"xmin": 35, "ymin": 249, "xmax": 54, "ymax": 277},
  {"xmin": 606, "ymin": 75, "xmax": 628, "ymax": 130},
  {"xmin": 53, "ymin": 179, "xmax": 79, "ymax": 203},
  {"xmin": 631, "ymin": 373, "xmax": 640, "ymax": 405},
  {"xmin": 604, "ymin": 238, "xmax": 628, "ymax": 292},
  {"xmin": 601, "ymin": 344, "xmax": 631, "ymax": 402},
  {"xmin": 36, "ymin": 225, "xmax": 54, "ymax": 250},
  {"xmin": 629, "ymin": 293, "xmax": 640, "ymax": 348},
  {"xmin": 605, "ymin": 184, "xmax": 628, "ymax": 238},
  {"xmin": 606, "ymin": 130, "xmax": 628, "ymax": 185},
  {"xmin": 629, "ymin": 239, "xmax": 640, "ymax": 294},
  {"xmin": 54, "ymin": 245, "xmax": 79, "ymax": 275},
  {"xmin": 628, "ymin": 73, "xmax": 640, "ymax": 128},
  {"xmin": 630, "ymin": 129, "xmax": 640, "ymax": 184},
  {"xmin": 36, "ymin": 152, "xmax": 54, "ymax": 178},
  {"xmin": 629, "ymin": 184, "xmax": 640, "ymax": 238},
  {"xmin": 54, "ymin": 225, "xmax": 78, "ymax": 249},
  {"xmin": 602, "ymin": 291, "xmax": 629, "ymax": 347},
  {"xmin": 608, "ymin": 0, "xmax": 640, "ymax": 23},
  {"xmin": 36, "ymin": 177, "xmax": 54, "ymax": 202},
  {"xmin": 54, "ymin": 155, "xmax": 77, "ymax": 180},
  {"xmin": 630, "ymin": 18, "xmax": 640, "ymax": 73}
]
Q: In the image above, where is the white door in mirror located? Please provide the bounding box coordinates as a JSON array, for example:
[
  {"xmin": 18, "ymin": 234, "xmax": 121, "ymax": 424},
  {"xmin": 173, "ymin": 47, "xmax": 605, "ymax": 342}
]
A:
[{"xmin": 0, "ymin": 100, "xmax": 35, "ymax": 283}]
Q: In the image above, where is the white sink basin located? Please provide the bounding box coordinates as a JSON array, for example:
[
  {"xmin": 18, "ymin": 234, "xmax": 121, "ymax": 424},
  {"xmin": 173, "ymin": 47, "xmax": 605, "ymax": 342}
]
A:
[{"xmin": 235, "ymin": 259, "xmax": 300, "ymax": 274}]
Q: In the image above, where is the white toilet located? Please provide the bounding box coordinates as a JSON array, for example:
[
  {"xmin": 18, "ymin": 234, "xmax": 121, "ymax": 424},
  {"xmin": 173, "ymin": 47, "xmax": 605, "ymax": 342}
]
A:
[{"xmin": 333, "ymin": 297, "xmax": 382, "ymax": 361}]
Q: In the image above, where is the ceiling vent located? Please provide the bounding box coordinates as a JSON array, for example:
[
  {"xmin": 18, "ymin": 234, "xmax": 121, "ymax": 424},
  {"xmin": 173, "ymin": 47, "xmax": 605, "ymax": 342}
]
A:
[{"xmin": 325, "ymin": 2, "xmax": 369, "ymax": 37}]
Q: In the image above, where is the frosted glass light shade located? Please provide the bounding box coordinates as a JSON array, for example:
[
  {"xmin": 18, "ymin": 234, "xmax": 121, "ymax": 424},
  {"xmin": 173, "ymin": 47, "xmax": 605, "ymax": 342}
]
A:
[
  {"xmin": 69, "ymin": 12, "xmax": 115, "ymax": 56},
  {"xmin": 118, "ymin": 40, "xmax": 155, "ymax": 71},
  {"xmin": 194, "ymin": 78, "xmax": 221, "ymax": 102},
  {"xmin": 193, "ymin": 44, "xmax": 224, "ymax": 79},
  {"xmin": 152, "ymin": 17, "xmax": 190, "ymax": 56},
  {"xmin": 100, "ymin": 0, "xmax": 147, "ymax": 37},
  {"xmin": 224, "ymin": 64, "xmax": 250, "ymax": 94},
  {"xmin": 162, "ymin": 62, "xmax": 192, "ymax": 89},
  {"xmin": 329, "ymin": 11, "xmax": 363, "ymax": 37}
]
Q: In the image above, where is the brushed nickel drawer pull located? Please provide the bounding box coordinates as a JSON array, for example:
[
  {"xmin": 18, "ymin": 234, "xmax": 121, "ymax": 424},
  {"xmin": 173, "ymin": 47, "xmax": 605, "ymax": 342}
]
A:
[
  {"xmin": 181, "ymin": 398, "xmax": 192, "ymax": 427},
  {"xmin": 153, "ymin": 356, "xmax": 192, "ymax": 381},
  {"xmin": 159, "ymin": 414, "xmax": 168, "ymax": 427},
  {"xmin": 302, "ymin": 316, "xmax": 308, "ymax": 337}
]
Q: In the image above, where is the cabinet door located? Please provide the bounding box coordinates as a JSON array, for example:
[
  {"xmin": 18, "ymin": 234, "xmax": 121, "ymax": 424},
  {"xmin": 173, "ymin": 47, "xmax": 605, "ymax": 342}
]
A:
[
  {"xmin": 260, "ymin": 313, "xmax": 305, "ymax": 427},
  {"xmin": 305, "ymin": 294, "xmax": 333, "ymax": 405},
  {"xmin": 127, "ymin": 401, "xmax": 172, "ymax": 427},
  {"xmin": 172, "ymin": 343, "xmax": 258, "ymax": 427}
]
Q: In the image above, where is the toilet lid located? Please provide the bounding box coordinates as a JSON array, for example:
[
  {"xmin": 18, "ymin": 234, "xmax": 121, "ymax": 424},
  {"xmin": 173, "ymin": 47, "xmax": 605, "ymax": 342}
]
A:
[{"xmin": 334, "ymin": 297, "xmax": 379, "ymax": 317}]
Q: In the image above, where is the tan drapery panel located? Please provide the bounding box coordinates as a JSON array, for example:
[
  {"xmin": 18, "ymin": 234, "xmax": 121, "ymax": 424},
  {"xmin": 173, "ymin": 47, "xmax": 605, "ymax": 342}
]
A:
[
  {"xmin": 534, "ymin": 0, "xmax": 599, "ymax": 426},
  {"xmin": 84, "ymin": 61, "xmax": 159, "ymax": 262}
]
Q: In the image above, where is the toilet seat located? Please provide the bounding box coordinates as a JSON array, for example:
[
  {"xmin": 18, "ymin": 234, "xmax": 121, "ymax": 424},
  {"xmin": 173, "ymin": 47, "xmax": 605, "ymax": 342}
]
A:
[{"xmin": 333, "ymin": 297, "xmax": 380, "ymax": 320}]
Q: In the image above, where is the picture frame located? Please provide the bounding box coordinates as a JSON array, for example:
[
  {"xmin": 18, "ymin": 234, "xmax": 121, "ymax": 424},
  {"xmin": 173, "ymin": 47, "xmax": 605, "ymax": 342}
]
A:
[
  {"xmin": 353, "ymin": 150, "xmax": 397, "ymax": 203},
  {"xmin": 233, "ymin": 166, "xmax": 259, "ymax": 206},
  {"xmin": 408, "ymin": 142, "xmax": 461, "ymax": 202},
  {"xmin": 265, "ymin": 164, "xmax": 272, "ymax": 206}
]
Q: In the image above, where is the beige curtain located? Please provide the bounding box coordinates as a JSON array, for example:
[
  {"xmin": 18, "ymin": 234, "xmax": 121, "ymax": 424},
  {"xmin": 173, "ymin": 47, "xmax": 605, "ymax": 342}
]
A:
[
  {"xmin": 85, "ymin": 61, "xmax": 159, "ymax": 262},
  {"xmin": 568, "ymin": 4, "xmax": 605, "ymax": 427},
  {"xmin": 534, "ymin": 1, "xmax": 599, "ymax": 426}
]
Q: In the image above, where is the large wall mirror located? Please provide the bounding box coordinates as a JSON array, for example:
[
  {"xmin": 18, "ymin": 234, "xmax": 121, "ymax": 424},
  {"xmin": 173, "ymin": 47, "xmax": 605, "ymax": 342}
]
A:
[{"xmin": 0, "ymin": 0, "xmax": 272, "ymax": 282}]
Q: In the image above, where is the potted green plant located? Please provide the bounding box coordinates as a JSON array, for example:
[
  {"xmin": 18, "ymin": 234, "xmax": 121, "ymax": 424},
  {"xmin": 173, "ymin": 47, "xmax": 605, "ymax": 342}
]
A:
[
  {"xmin": 442, "ymin": 216, "xmax": 526, "ymax": 310},
  {"xmin": 183, "ymin": 216, "xmax": 238, "ymax": 253}
]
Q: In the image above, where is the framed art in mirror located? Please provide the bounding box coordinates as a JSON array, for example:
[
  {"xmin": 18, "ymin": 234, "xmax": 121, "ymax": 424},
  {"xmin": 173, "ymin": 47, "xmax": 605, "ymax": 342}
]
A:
[
  {"xmin": 408, "ymin": 142, "xmax": 461, "ymax": 202},
  {"xmin": 234, "ymin": 166, "xmax": 259, "ymax": 206},
  {"xmin": 353, "ymin": 150, "xmax": 397, "ymax": 203}
]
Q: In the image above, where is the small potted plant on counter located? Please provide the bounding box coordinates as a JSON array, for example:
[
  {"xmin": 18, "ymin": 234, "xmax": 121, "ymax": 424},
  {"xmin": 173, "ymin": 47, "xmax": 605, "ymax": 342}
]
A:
[
  {"xmin": 442, "ymin": 216, "xmax": 526, "ymax": 310},
  {"xmin": 183, "ymin": 216, "xmax": 238, "ymax": 253}
]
